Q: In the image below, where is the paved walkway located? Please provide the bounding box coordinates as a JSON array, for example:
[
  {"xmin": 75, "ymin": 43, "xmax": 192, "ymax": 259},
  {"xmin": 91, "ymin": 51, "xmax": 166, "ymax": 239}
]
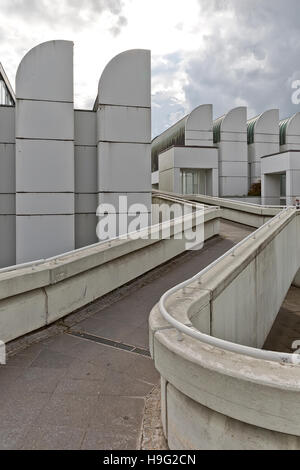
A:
[
  {"xmin": 264, "ymin": 286, "xmax": 300, "ymax": 353},
  {"xmin": 0, "ymin": 221, "xmax": 253, "ymax": 450}
]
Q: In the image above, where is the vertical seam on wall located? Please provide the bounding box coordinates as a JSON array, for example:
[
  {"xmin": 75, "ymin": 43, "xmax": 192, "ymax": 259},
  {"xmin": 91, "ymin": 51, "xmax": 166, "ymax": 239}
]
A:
[
  {"xmin": 43, "ymin": 286, "xmax": 49, "ymax": 325},
  {"xmin": 254, "ymin": 255, "xmax": 258, "ymax": 348},
  {"xmin": 165, "ymin": 379, "xmax": 169, "ymax": 442}
]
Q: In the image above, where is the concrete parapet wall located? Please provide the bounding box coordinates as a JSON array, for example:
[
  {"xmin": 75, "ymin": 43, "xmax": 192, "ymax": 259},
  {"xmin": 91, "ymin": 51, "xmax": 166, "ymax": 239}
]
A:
[
  {"xmin": 150, "ymin": 207, "xmax": 300, "ymax": 449},
  {"xmin": 154, "ymin": 190, "xmax": 280, "ymax": 228}
]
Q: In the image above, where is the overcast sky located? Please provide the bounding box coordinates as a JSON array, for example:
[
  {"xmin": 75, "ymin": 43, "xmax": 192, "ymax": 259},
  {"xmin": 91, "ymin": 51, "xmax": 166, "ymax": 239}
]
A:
[{"xmin": 1, "ymin": 0, "xmax": 300, "ymax": 137}]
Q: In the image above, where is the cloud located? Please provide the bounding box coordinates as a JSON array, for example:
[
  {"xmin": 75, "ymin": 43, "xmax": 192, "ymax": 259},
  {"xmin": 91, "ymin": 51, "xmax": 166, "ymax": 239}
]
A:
[
  {"xmin": 152, "ymin": 0, "xmax": 300, "ymax": 136},
  {"xmin": 0, "ymin": 0, "xmax": 126, "ymax": 31},
  {"xmin": 110, "ymin": 15, "xmax": 128, "ymax": 36}
]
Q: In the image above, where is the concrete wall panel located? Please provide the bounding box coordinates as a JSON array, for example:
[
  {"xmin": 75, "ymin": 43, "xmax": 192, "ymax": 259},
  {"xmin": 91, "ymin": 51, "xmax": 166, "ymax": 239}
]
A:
[
  {"xmin": 16, "ymin": 100, "xmax": 74, "ymax": 140},
  {"xmin": 98, "ymin": 142, "xmax": 151, "ymax": 192},
  {"xmin": 98, "ymin": 105, "xmax": 151, "ymax": 144},
  {"xmin": 16, "ymin": 215, "xmax": 75, "ymax": 263},
  {"xmin": 74, "ymin": 110, "xmax": 96, "ymax": 146},
  {"xmin": 16, "ymin": 140, "xmax": 74, "ymax": 192},
  {"xmin": 16, "ymin": 40, "xmax": 73, "ymax": 102}
]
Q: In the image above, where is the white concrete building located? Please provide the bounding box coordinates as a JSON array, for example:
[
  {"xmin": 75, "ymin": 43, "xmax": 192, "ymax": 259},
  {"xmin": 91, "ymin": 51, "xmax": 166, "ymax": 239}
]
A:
[
  {"xmin": 213, "ymin": 107, "xmax": 248, "ymax": 197},
  {"xmin": 0, "ymin": 42, "xmax": 152, "ymax": 267},
  {"xmin": 248, "ymin": 109, "xmax": 280, "ymax": 187},
  {"xmin": 153, "ymin": 105, "xmax": 219, "ymax": 196}
]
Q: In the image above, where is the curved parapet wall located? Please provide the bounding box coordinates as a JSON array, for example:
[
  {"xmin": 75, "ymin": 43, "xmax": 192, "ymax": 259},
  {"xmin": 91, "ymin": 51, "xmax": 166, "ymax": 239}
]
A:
[
  {"xmin": 15, "ymin": 40, "xmax": 75, "ymax": 263},
  {"xmin": 214, "ymin": 107, "xmax": 248, "ymax": 197},
  {"xmin": 97, "ymin": 49, "xmax": 152, "ymax": 236},
  {"xmin": 248, "ymin": 109, "xmax": 280, "ymax": 186},
  {"xmin": 150, "ymin": 207, "xmax": 300, "ymax": 450}
]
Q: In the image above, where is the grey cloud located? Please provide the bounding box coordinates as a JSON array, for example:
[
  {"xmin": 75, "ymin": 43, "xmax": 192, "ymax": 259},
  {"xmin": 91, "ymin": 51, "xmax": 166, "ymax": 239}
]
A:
[
  {"xmin": 153, "ymin": 0, "xmax": 300, "ymax": 136},
  {"xmin": 110, "ymin": 15, "xmax": 128, "ymax": 36},
  {"xmin": 1, "ymin": 0, "xmax": 126, "ymax": 32},
  {"xmin": 151, "ymin": 91, "xmax": 186, "ymax": 139}
]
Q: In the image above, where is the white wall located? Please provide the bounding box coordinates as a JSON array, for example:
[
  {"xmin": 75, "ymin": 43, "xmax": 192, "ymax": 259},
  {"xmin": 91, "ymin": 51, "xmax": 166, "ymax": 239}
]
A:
[{"xmin": 0, "ymin": 106, "xmax": 15, "ymax": 267}]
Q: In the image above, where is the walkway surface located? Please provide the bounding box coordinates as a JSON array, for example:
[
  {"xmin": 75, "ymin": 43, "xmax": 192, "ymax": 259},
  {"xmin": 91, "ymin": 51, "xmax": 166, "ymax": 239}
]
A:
[
  {"xmin": 264, "ymin": 286, "xmax": 300, "ymax": 354},
  {"xmin": 0, "ymin": 221, "xmax": 253, "ymax": 450}
]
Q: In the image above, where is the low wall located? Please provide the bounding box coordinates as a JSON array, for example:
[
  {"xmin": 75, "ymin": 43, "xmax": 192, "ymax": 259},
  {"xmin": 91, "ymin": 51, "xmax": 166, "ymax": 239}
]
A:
[
  {"xmin": 0, "ymin": 206, "xmax": 220, "ymax": 344},
  {"xmin": 153, "ymin": 189, "xmax": 281, "ymax": 228},
  {"xmin": 150, "ymin": 208, "xmax": 300, "ymax": 449}
]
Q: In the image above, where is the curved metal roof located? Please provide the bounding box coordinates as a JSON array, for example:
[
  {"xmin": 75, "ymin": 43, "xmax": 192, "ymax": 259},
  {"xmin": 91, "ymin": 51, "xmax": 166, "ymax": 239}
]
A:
[
  {"xmin": 247, "ymin": 115, "xmax": 261, "ymax": 144},
  {"xmin": 279, "ymin": 117, "xmax": 292, "ymax": 146},
  {"xmin": 213, "ymin": 115, "xmax": 225, "ymax": 143},
  {"xmin": 151, "ymin": 115, "xmax": 187, "ymax": 172}
]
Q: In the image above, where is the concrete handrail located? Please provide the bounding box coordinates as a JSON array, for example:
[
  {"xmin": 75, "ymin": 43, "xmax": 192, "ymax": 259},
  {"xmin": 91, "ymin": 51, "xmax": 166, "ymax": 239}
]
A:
[{"xmin": 159, "ymin": 206, "xmax": 298, "ymax": 364}]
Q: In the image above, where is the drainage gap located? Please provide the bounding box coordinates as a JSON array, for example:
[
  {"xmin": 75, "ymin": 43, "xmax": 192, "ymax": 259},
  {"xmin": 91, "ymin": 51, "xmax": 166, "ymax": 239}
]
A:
[{"xmin": 68, "ymin": 331, "xmax": 151, "ymax": 357}]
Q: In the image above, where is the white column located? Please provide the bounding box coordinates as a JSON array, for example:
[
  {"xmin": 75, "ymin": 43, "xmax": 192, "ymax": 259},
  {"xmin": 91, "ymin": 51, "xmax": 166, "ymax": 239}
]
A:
[
  {"xmin": 15, "ymin": 40, "xmax": 75, "ymax": 263},
  {"xmin": 97, "ymin": 49, "xmax": 151, "ymax": 237}
]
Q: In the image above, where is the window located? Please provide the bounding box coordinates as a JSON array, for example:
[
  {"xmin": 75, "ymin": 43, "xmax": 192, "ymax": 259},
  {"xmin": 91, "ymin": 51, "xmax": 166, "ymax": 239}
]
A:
[
  {"xmin": 181, "ymin": 169, "xmax": 207, "ymax": 195},
  {"xmin": 0, "ymin": 78, "xmax": 14, "ymax": 106}
]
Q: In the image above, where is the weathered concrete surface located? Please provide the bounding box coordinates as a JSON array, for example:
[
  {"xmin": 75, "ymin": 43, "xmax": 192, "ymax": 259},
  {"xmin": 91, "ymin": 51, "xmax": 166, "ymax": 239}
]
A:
[
  {"xmin": 150, "ymin": 209, "xmax": 300, "ymax": 449},
  {"xmin": 140, "ymin": 384, "xmax": 168, "ymax": 450},
  {"xmin": 0, "ymin": 221, "xmax": 249, "ymax": 450}
]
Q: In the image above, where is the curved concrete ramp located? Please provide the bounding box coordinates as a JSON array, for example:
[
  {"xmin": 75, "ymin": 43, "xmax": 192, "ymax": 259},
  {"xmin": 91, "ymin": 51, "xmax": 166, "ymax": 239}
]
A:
[
  {"xmin": 0, "ymin": 221, "xmax": 249, "ymax": 449},
  {"xmin": 150, "ymin": 207, "xmax": 300, "ymax": 449}
]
